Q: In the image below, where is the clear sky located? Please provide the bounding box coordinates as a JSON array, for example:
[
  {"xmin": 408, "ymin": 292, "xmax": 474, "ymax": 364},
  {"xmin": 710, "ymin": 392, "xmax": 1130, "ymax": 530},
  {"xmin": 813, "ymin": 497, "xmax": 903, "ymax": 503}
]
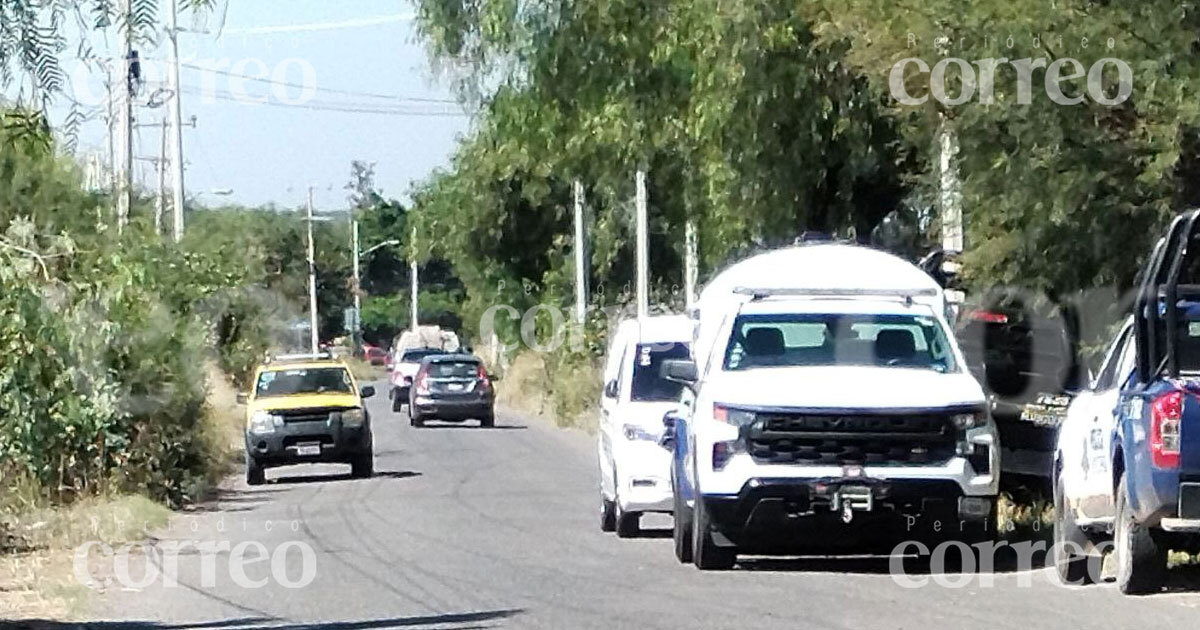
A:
[{"xmin": 68, "ymin": 0, "xmax": 470, "ymax": 212}]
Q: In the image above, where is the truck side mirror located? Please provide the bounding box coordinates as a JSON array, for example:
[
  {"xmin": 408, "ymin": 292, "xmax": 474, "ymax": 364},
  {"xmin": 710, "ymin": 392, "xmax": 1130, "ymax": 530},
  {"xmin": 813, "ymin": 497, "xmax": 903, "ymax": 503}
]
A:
[
  {"xmin": 236, "ymin": 392, "xmax": 248, "ymax": 405},
  {"xmin": 604, "ymin": 380, "xmax": 619, "ymax": 399},
  {"xmin": 360, "ymin": 386, "xmax": 376, "ymax": 399},
  {"xmin": 661, "ymin": 359, "xmax": 698, "ymax": 385}
]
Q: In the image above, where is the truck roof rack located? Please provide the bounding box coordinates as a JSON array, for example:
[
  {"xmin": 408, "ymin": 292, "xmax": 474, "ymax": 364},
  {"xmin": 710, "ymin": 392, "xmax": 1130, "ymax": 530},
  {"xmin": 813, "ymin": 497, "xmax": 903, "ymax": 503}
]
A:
[
  {"xmin": 732, "ymin": 287, "xmax": 939, "ymax": 302},
  {"xmin": 1134, "ymin": 208, "xmax": 1200, "ymax": 382},
  {"xmin": 267, "ymin": 351, "xmax": 334, "ymax": 364}
]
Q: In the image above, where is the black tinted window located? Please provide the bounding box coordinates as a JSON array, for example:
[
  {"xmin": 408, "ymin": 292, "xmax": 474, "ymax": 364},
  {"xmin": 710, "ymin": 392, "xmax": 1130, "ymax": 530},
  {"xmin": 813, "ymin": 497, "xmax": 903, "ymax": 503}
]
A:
[
  {"xmin": 630, "ymin": 343, "xmax": 690, "ymax": 402},
  {"xmin": 428, "ymin": 361, "xmax": 479, "ymax": 378}
]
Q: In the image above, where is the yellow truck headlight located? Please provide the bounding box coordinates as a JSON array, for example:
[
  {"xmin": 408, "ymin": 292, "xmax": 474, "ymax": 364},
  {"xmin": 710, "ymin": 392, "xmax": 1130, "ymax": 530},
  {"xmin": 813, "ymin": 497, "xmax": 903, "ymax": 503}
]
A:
[
  {"xmin": 249, "ymin": 411, "xmax": 280, "ymax": 434},
  {"xmin": 341, "ymin": 408, "xmax": 366, "ymax": 428}
]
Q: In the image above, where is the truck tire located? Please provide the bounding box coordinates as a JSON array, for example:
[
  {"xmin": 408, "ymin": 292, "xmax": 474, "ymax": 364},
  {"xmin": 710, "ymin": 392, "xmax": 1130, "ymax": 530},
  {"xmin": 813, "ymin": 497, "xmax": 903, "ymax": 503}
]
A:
[
  {"xmin": 246, "ymin": 454, "xmax": 265, "ymax": 486},
  {"xmin": 673, "ymin": 484, "xmax": 693, "ymax": 563},
  {"xmin": 1115, "ymin": 476, "xmax": 1166, "ymax": 595},
  {"xmin": 615, "ymin": 504, "xmax": 640, "ymax": 538},
  {"xmin": 600, "ymin": 497, "xmax": 616, "ymax": 532},
  {"xmin": 351, "ymin": 451, "xmax": 374, "ymax": 479},
  {"xmin": 1053, "ymin": 474, "xmax": 1094, "ymax": 585},
  {"xmin": 692, "ymin": 495, "xmax": 736, "ymax": 570}
]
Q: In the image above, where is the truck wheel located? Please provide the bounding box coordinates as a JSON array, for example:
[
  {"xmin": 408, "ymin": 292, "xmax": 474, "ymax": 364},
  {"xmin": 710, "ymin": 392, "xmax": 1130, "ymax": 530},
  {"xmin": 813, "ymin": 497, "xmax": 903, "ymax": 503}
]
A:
[
  {"xmin": 673, "ymin": 486, "xmax": 693, "ymax": 563},
  {"xmin": 1115, "ymin": 476, "xmax": 1166, "ymax": 595},
  {"xmin": 615, "ymin": 504, "xmax": 640, "ymax": 538},
  {"xmin": 1053, "ymin": 474, "xmax": 1094, "ymax": 585},
  {"xmin": 600, "ymin": 496, "xmax": 616, "ymax": 532},
  {"xmin": 692, "ymin": 496, "xmax": 736, "ymax": 570},
  {"xmin": 351, "ymin": 451, "xmax": 374, "ymax": 479},
  {"xmin": 245, "ymin": 454, "xmax": 265, "ymax": 486}
]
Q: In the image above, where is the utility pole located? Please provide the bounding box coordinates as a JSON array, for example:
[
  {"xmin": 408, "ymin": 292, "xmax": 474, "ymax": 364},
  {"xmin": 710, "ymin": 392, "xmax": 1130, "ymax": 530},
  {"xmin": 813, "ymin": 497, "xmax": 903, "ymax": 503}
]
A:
[
  {"xmin": 410, "ymin": 225, "xmax": 419, "ymax": 333},
  {"xmin": 939, "ymin": 116, "xmax": 963, "ymax": 255},
  {"xmin": 635, "ymin": 170, "xmax": 649, "ymax": 321},
  {"xmin": 155, "ymin": 117, "xmax": 168, "ymax": 235},
  {"xmin": 115, "ymin": 0, "xmax": 134, "ymax": 232},
  {"xmin": 572, "ymin": 180, "xmax": 588, "ymax": 325},
  {"xmin": 684, "ymin": 220, "xmax": 698, "ymax": 311},
  {"xmin": 351, "ymin": 217, "xmax": 362, "ymax": 352},
  {"xmin": 306, "ymin": 187, "xmax": 319, "ymax": 354},
  {"xmin": 167, "ymin": 0, "xmax": 187, "ymax": 243}
]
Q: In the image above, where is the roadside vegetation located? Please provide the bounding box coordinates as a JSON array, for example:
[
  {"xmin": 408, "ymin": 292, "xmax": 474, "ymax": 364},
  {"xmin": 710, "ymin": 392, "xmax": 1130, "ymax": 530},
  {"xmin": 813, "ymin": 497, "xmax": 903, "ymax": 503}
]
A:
[{"xmin": 400, "ymin": 0, "xmax": 1200, "ymax": 422}]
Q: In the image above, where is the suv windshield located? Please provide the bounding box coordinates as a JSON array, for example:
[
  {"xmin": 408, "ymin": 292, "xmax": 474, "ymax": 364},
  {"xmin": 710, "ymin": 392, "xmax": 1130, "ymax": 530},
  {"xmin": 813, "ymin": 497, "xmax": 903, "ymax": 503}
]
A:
[
  {"xmin": 255, "ymin": 367, "xmax": 353, "ymax": 397},
  {"xmin": 723, "ymin": 313, "xmax": 956, "ymax": 372},
  {"xmin": 631, "ymin": 342, "xmax": 690, "ymax": 401}
]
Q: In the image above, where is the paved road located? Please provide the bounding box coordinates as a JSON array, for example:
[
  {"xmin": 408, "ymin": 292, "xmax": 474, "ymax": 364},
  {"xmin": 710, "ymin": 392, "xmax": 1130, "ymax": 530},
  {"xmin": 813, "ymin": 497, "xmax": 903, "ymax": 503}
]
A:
[{"xmin": 83, "ymin": 380, "xmax": 1200, "ymax": 630}]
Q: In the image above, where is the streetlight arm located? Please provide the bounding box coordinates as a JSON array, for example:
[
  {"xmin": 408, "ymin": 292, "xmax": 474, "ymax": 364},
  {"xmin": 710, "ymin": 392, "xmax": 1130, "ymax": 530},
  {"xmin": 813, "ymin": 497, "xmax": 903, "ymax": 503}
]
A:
[{"xmin": 361, "ymin": 239, "xmax": 401, "ymax": 258}]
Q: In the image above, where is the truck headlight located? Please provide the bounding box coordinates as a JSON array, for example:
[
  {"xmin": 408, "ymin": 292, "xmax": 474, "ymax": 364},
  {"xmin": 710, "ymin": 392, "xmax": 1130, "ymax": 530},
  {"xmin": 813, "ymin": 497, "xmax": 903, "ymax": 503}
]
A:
[
  {"xmin": 713, "ymin": 404, "xmax": 756, "ymax": 427},
  {"xmin": 249, "ymin": 411, "xmax": 280, "ymax": 434},
  {"xmin": 622, "ymin": 424, "xmax": 657, "ymax": 442},
  {"xmin": 952, "ymin": 411, "xmax": 988, "ymax": 431},
  {"xmin": 342, "ymin": 408, "xmax": 366, "ymax": 428}
]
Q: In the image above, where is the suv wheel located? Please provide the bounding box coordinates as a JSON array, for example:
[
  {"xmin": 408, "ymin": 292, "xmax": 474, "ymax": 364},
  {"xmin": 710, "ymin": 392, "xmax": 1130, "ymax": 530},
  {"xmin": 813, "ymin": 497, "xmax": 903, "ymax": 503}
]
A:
[
  {"xmin": 351, "ymin": 451, "xmax": 374, "ymax": 479},
  {"xmin": 1053, "ymin": 472, "xmax": 1094, "ymax": 585},
  {"xmin": 246, "ymin": 454, "xmax": 265, "ymax": 486},
  {"xmin": 1115, "ymin": 476, "xmax": 1166, "ymax": 594},
  {"xmin": 692, "ymin": 495, "xmax": 736, "ymax": 570},
  {"xmin": 673, "ymin": 485, "xmax": 693, "ymax": 563},
  {"xmin": 615, "ymin": 504, "xmax": 640, "ymax": 538},
  {"xmin": 600, "ymin": 497, "xmax": 616, "ymax": 533}
]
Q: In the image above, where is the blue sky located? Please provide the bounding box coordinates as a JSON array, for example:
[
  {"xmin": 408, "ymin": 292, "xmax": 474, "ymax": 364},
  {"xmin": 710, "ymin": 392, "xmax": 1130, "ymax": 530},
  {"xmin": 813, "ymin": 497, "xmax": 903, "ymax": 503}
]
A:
[{"xmin": 68, "ymin": 0, "xmax": 470, "ymax": 212}]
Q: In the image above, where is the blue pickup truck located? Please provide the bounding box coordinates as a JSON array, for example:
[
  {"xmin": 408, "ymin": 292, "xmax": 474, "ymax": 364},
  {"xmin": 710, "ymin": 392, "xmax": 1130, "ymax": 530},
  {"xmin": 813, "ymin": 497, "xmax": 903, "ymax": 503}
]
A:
[{"xmin": 1054, "ymin": 210, "xmax": 1200, "ymax": 594}]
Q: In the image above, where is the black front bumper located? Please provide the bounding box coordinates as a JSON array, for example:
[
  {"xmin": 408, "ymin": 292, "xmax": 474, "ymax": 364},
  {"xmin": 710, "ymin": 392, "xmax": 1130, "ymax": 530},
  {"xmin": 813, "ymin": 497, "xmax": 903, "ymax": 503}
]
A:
[
  {"xmin": 702, "ymin": 478, "xmax": 990, "ymax": 552},
  {"xmin": 245, "ymin": 421, "xmax": 372, "ymax": 467}
]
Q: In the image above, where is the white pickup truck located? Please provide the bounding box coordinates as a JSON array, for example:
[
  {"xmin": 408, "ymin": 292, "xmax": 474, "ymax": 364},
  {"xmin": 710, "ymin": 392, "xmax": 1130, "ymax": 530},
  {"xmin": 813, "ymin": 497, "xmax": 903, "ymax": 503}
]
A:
[{"xmin": 661, "ymin": 243, "xmax": 999, "ymax": 569}]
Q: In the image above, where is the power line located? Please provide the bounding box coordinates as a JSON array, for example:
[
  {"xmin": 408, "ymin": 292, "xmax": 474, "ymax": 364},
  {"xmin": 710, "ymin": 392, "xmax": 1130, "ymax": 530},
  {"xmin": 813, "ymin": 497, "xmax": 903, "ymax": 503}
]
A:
[
  {"xmin": 220, "ymin": 14, "xmax": 414, "ymax": 37},
  {"xmin": 176, "ymin": 85, "xmax": 470, "ymax": 117},
  {"xmin": 180, "ymin": 63, "xmax": 456, "ymax": 104}
]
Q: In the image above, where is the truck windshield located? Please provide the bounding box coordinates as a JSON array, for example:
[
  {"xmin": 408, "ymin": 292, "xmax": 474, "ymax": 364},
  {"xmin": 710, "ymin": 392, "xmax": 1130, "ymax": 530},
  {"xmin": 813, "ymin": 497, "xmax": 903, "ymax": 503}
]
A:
[
  {"xmin": 255, "ymin": 367, "xmax": 354, "ymax": 397},
  {"xmin": 631, "ymin": 342, "xmax": 690, "ymax": 401},
  {"xmin": 723, "ymin": 313, "xmax": 956, "ymax": 372}
]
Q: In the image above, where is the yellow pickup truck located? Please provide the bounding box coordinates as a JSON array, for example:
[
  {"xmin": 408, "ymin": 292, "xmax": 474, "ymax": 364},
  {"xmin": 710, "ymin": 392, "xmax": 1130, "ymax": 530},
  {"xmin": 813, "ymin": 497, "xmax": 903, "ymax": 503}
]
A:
[{"xmin": 238, "ymin": 354, "xmax": 376, "ymax": 485}]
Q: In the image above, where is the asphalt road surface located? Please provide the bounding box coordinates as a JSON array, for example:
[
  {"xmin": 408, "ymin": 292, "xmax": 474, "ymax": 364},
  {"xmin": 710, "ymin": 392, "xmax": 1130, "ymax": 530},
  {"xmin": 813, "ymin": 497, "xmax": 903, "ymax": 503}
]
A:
[{"xmin": 75, "ymin": 380, "xmax": 1200, "ymax": 629}]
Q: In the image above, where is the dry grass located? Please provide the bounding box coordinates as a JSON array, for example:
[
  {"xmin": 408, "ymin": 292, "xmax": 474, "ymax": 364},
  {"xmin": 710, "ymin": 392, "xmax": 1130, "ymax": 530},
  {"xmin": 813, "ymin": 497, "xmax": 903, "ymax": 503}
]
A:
[
  {"xmin": 491, "ymin": 350, "xmax": 601, "ymax": 432},
  {"xmin": 0, "ymin": 494, "xmax": 170, "ymax": 620},
  {"xmin": 344, "ymin": 357, "xmax": 387, "ymax": 383}
]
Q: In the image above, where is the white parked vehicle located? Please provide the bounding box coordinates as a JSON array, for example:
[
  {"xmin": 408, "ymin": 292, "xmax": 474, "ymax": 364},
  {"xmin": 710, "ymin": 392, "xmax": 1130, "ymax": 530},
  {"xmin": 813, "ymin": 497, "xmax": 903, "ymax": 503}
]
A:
[
  {"xmin": 661, "ymin": 243, "xmax": 1000, "ymax": 569},
  {"xmin": 599, "ymin": 316, "xmax": 694, "ymax": 537},
  {"xmin": 1052, "ymin": 316, "xmax": 1133, "ymax": 583}
]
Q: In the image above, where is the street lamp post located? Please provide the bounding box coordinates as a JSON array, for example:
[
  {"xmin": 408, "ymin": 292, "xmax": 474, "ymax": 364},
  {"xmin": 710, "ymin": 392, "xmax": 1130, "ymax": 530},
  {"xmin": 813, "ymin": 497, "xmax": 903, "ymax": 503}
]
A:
[{"xmin": 351, "ymin": 226, "xmax": 400, "ymax": 352}]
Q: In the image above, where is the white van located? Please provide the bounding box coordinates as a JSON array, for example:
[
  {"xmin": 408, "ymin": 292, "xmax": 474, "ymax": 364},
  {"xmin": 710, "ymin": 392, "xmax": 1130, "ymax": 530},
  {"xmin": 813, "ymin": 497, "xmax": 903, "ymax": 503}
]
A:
[
  {"xmin": 662, "ymin": 243, "xmax": 999, "ymax": 569},
  {"xmin": 598, "ymin": 315, "xmax": 694, "ymax": 537}
]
